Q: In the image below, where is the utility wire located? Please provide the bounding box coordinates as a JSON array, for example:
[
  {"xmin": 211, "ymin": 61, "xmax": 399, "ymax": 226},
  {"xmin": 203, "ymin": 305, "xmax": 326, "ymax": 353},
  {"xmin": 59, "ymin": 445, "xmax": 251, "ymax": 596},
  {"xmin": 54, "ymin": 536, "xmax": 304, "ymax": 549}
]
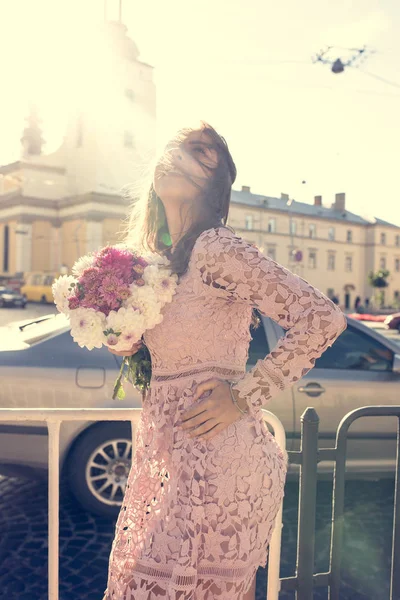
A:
[{"xmin": 357, "ymin": 68, "xmax": 400, "ymax": 89}]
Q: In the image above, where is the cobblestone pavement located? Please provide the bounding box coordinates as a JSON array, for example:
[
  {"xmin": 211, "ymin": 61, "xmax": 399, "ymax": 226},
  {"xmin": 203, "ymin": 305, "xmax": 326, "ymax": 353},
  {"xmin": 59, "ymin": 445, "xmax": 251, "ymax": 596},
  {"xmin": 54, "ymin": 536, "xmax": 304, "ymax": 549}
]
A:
[{"xmin": 0, "ymin": 473, "xmax": 395, "ymax": 600}]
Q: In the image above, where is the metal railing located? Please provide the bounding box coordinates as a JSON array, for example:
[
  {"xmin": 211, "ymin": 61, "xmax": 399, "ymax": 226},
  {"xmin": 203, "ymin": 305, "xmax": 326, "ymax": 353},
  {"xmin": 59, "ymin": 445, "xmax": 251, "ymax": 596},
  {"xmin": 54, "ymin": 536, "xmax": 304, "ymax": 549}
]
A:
[
  {"xmin": 0, "ymin": 407, "xmax": 287, "ymax": 600},
  {"xmin": 281, "ymin": 406, "xmax": 400, "ymax": 600}
]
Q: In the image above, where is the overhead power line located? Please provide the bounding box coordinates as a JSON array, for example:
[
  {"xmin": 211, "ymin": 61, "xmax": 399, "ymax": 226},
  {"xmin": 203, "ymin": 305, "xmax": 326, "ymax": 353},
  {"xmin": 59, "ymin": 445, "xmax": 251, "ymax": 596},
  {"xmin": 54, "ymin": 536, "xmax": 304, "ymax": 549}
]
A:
[{"xmin": 357, "ymin": 68, "xmax": 400, "ymax": 89}]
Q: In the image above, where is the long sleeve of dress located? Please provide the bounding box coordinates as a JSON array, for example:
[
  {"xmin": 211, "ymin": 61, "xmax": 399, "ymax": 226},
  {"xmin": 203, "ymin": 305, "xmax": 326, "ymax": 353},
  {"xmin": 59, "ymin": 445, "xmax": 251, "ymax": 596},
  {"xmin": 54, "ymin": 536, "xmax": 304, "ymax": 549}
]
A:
[{"xmin": 194, "ymin": 227, "xmax": 347, "ymax": 417}]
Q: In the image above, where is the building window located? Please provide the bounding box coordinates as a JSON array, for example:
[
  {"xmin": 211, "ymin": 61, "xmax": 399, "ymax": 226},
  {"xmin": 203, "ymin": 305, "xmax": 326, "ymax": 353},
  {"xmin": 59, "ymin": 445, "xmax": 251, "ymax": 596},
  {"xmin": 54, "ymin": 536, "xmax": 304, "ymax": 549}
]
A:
[
  {"xmin": 396, "ymin": 234, "xmax": 400, "ymax": 247},
  {"xmin": 395, "ymin": 258, "xmax": 400, "ymax": 272},
  {"xmin": 309, "ymin": 224, "xmax": 316, "ymax": 239},
  {"xmin": 290, "ymin": 220, "xmax": 297, "ymax": 235},
  {"xmin": 381, "ymin": 232, "xmax": 386, "ymax": 245},
  {"xmin": 380, "ymin": 256, "xmax": 387, "ymax": 269},
  {"xmin": 3, "ymin": 224, "xmax": 9, "ymax": 272},
  {"xmin": 124, "ymin": 131, "xmax": 134, "ymax": 148},
  {"xmin": 328, "ymin": 253, "xmax": 335, "ymax": 271},
  {"xmin": 346, "ymin": 230, "xmax": 353, "ymax": 242},
  {"xmin": 328, "ymin": 227, "xmax": 335, "ymax": 241},
  {"xmin": 245, "ymin": 215, "xmax": 253, "ymax": 230},
  {"xmin": 267, "ymin": 247, "xmax": 276, "ymax": 261},
  {"xmin": 267, "ymin": 218, "xmax": 276, "ymax": 233},
  {"xmin": 125, "ymin": 88, "xmax": 135, "ymax": 101},
  {"xmin": 308, "ymin": 251, "xmax": 317, "ymax": 269},
  {"xmin": 345, "ymin": 256, "xmax": 353, "ymax": 272}
]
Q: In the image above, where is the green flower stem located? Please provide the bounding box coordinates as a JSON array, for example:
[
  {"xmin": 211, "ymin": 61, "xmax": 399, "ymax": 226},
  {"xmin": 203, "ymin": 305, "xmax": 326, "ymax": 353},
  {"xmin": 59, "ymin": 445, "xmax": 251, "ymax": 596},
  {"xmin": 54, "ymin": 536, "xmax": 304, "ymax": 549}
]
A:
[{"xmin": 112, "ymin": 345, "xmax": 152, "ymax": 401}]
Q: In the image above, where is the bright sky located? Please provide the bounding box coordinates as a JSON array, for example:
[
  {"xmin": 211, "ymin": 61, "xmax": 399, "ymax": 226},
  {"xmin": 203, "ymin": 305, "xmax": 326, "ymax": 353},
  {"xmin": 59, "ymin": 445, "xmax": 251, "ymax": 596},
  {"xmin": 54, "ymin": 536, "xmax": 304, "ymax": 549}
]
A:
[{"xmin": 0, "ymin": 0, "xmax": 399, "ymax": 224}]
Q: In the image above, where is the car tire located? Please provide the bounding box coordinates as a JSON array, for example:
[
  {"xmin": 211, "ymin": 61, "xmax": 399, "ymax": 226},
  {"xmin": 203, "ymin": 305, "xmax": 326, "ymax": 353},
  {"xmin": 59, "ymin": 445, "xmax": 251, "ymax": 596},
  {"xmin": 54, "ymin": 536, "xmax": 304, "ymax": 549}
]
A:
[
  {"xmin": 65, "ymin": 422, "xmax": 134, "ymax": 518},
  {"xmin": 40, "ymin": 295, "xmax": 47, "ymax": 304}
]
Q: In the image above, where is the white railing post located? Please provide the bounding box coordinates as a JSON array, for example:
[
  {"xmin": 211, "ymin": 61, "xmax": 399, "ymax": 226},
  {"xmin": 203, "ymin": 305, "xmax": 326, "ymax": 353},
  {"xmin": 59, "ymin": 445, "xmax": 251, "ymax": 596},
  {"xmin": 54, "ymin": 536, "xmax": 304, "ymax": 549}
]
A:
[
  {"xmin": 261, "ymin": 409, "xmax": 287, "ymax": 600},
  {"xmin": 48, "ymin": 419, "xmax": 60, "ymax": 600}
]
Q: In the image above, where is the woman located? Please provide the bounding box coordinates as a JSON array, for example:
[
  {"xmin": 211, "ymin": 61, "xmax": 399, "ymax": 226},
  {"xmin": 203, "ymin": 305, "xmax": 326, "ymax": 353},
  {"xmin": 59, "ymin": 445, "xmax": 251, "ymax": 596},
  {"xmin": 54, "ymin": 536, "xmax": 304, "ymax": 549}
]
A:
[{"xmin": 102, "ymin": 122, "xmax": 347, "ymax": 599}]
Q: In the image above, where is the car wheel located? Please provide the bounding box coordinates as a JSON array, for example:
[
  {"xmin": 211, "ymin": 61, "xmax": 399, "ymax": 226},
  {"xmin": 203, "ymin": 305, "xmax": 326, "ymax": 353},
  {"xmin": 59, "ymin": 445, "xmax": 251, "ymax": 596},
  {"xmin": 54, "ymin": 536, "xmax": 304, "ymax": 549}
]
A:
[
  {"xmin": 40, "ymin": 295, "xmax": 47, "ymax": 304},
  {"xmin": 66, "ymin": 422, "xmax": 134, "ymax": 518}
]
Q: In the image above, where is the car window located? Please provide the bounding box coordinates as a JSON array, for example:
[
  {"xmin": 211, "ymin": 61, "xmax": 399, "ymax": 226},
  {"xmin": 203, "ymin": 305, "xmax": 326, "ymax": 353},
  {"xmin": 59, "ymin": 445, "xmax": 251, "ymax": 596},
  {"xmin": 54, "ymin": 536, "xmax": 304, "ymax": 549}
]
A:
[
  {"xmin": 0, "ymin": 329, "xmax": 119, "ymax": 370},
  {"xmin": 314, "ymin": 324, "xmax": 393, "ymax": 371},
  {"xmin": 44, "ymin": 275, "xmax": 54, "ymax": 285},
  {"xmin": 248, "ymin": 314, "xmax": 270, "ymax": 364}
]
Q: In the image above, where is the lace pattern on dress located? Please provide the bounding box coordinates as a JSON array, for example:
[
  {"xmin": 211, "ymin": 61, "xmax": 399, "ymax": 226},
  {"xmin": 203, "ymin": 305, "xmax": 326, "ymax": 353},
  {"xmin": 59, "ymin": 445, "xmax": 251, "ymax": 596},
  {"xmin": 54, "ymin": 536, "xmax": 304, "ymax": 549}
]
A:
[
  {"xmin": 102, "ymin": 374, "xmax": 288, "ymax": 600},
  {"xmin": 193, "ymin": 226, "xmax": 347, "ymax": 417},
  {"xmin": 102, "ymin": 226, "xmax": 345, "ymax": 600},
  {"xmin": 152, "ymin": 365, "xmax": 245, "ymax": 383}
]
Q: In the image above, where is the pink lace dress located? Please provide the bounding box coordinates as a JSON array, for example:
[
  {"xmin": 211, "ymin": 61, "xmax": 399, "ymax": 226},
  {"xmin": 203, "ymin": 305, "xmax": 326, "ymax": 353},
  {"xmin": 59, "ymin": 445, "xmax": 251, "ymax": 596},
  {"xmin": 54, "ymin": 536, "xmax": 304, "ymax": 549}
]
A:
[{"xmin": 102, "ymin": 226, "xmax": 347, "ymax": 599}]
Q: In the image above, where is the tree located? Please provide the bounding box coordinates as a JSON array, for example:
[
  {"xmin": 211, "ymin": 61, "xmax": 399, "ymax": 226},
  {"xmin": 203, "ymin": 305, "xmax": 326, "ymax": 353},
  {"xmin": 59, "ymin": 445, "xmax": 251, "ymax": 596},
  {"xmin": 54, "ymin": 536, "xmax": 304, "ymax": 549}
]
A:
[{"xmin": 367, "ymin": 269, "xmax": 390, "ymax": 308}]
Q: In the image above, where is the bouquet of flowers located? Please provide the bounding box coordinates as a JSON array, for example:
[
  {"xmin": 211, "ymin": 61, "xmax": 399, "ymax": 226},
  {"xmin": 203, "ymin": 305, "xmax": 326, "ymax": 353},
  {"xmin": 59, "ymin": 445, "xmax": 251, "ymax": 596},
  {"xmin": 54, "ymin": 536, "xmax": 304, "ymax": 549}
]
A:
[{"xmin": 52, "ymin": 245, "xmax": 178, "ymax": 400}]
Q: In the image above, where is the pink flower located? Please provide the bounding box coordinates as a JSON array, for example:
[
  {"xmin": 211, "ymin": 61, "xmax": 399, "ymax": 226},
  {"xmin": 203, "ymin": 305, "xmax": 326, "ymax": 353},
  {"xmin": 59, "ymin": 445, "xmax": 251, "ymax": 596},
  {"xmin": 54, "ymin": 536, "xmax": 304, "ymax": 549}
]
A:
[
  {"xmin": 99, "ymin": 274, "xmax": 129, "ymax": 305},
  {"xmin": 106, "ymin": 333, "xmax": 119, "ymax": 346},
  {"xmin": 80, "ymin": 266, "xmax": 101, "ymax": 285},
  {"xmin": 135, "ymin": 255, "xmax": 149, "ymax": 268},
  {"xmin": 94, "ymin": 247, "xmax": 135, "ymax": 282},
  {"xmin": 68, "ymin": 296, "xmax": 80, "ymax": 310}
]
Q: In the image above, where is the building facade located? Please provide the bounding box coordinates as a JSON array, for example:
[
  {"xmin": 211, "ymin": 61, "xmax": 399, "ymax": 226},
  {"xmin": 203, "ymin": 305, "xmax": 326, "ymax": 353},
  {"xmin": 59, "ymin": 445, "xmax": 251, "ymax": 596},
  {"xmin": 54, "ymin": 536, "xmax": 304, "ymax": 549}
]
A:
[
  {"xmin": 0, "ymin": 19, "xmax": 156, "ymax": 277},
  {"xmin": 1, "ymin": 23, "xmax": 399, "ymax": 311},
  {"xmin": 227, "ymin": 188, "xmax": 400, "ymax": 310}
]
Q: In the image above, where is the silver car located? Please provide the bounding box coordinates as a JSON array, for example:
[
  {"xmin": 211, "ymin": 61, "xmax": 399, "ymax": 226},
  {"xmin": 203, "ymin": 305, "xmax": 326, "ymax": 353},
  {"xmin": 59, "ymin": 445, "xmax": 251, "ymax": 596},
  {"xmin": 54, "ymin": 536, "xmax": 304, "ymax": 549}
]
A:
[{"xmin": 0, "ymin": 312, "xmax": 398, "ymax": 517}]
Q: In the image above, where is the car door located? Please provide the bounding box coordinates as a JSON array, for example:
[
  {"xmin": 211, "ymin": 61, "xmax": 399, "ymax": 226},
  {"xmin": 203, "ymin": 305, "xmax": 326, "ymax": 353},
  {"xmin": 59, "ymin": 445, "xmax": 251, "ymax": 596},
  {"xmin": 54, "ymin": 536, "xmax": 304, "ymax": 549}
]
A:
[
  {"xmin": 289, "ymin": 319, "xmax": 399, "ymax": 475},
  {"xmin": 246, "ymin": 313, "xmax": 296, "ymax": 448},
  {"xmin": 0, "ymin": 323, "xmax": 142, "ymax": 471}
]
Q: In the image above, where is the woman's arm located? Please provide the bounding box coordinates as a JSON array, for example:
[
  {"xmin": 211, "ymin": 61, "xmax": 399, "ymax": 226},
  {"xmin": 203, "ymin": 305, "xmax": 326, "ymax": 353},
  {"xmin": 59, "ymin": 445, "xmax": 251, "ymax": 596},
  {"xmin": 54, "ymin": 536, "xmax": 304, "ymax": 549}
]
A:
[{"xmin": 194, "ymin": 227, "xmax": 347, "ymax": 418}]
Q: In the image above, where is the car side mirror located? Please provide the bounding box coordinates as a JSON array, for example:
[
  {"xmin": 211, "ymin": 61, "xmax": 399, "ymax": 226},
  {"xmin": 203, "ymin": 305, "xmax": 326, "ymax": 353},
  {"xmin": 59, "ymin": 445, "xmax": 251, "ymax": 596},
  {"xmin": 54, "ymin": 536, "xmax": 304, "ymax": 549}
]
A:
[{"xmin": 393, "ymin": 353, "xmax": 400, "ymax": 374}]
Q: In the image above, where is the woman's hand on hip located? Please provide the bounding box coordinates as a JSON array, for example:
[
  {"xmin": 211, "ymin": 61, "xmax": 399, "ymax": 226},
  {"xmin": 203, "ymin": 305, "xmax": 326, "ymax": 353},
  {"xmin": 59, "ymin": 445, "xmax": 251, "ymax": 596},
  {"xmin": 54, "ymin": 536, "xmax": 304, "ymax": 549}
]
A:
[
  {"xmin": 177, "ymin": 378, "xmax": 248, "ymax": 441},
  {"xmin": 107, "ymin": 340, "xmax": 143, "ymax": 357}
]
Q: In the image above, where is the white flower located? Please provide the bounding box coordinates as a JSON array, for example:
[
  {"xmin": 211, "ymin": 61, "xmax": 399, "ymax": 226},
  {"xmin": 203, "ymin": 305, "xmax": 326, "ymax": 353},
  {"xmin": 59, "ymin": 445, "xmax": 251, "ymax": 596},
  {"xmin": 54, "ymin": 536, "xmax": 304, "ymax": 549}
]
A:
[
  {"xmin": 143, "ymin": 266, "xmax": 178, "ymax": 303},
  {"xmin": 71, "ymin": 253, "xmax": 95, "ymax": 277},
  {"xmin": 52, "ymin": 275, "xmax": 77, "ymax": 314},
  {"xmin": 105, "ymin": 307, "xmax": 146, "ymax": 351},
  {"xmin": 69, "ymin": 308, "xmax": 107, "ymax": 350},
  {"xmin": 140, "ymin": 251, "xmax": 171, "ymax": 268},
  {"xmin": 151, "ymin": 254, "xmax": 171, "ymax": 267},
  {"xmin": 125, "ymin": 284, "xmax": 165, "ymax": 330}
]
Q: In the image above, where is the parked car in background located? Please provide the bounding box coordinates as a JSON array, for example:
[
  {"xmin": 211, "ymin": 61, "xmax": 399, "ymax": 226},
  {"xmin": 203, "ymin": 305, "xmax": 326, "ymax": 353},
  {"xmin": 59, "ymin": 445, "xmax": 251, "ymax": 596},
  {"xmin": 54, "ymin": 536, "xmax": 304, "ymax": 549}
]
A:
[
  {"xmin": 20, "ymin": 271, "xmax": 60, "ymax": 303},
  {"xmin": 0, "ymin": 286, "xmax": 27, "ymax": 309},
  {"xmin": 384, "ymin": 312, "xmax": 400, "ymax": 332},
  {"xmin": 0, "ymin": 274, "xmax": 24, "ymax": 293},
  {"xmin": 0, "ymin": 312, "xmax": 399, "ymax": 517}
]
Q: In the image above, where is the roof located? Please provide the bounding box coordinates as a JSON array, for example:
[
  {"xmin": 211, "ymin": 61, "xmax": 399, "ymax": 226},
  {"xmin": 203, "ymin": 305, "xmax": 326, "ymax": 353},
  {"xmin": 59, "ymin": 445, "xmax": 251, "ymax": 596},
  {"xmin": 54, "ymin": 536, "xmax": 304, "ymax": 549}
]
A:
[
  {"xmin": 0, "ymin": 161, "xmax": 21, "ymax": 175},
  {"xmin": 230, "ymin": 188, "xmax": 399, "ymax": 228},
  {"xmin": 0, "ymin": 159, "xmax": 397, "ymax": 229}
]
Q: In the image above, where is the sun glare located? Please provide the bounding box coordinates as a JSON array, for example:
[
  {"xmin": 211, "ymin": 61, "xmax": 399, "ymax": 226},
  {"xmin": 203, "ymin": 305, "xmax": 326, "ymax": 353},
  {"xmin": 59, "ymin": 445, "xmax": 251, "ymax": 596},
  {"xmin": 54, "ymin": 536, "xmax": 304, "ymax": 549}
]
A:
[{"xmin": 0, "ymin": 0, "xmax": 147, "ymax": 154}]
